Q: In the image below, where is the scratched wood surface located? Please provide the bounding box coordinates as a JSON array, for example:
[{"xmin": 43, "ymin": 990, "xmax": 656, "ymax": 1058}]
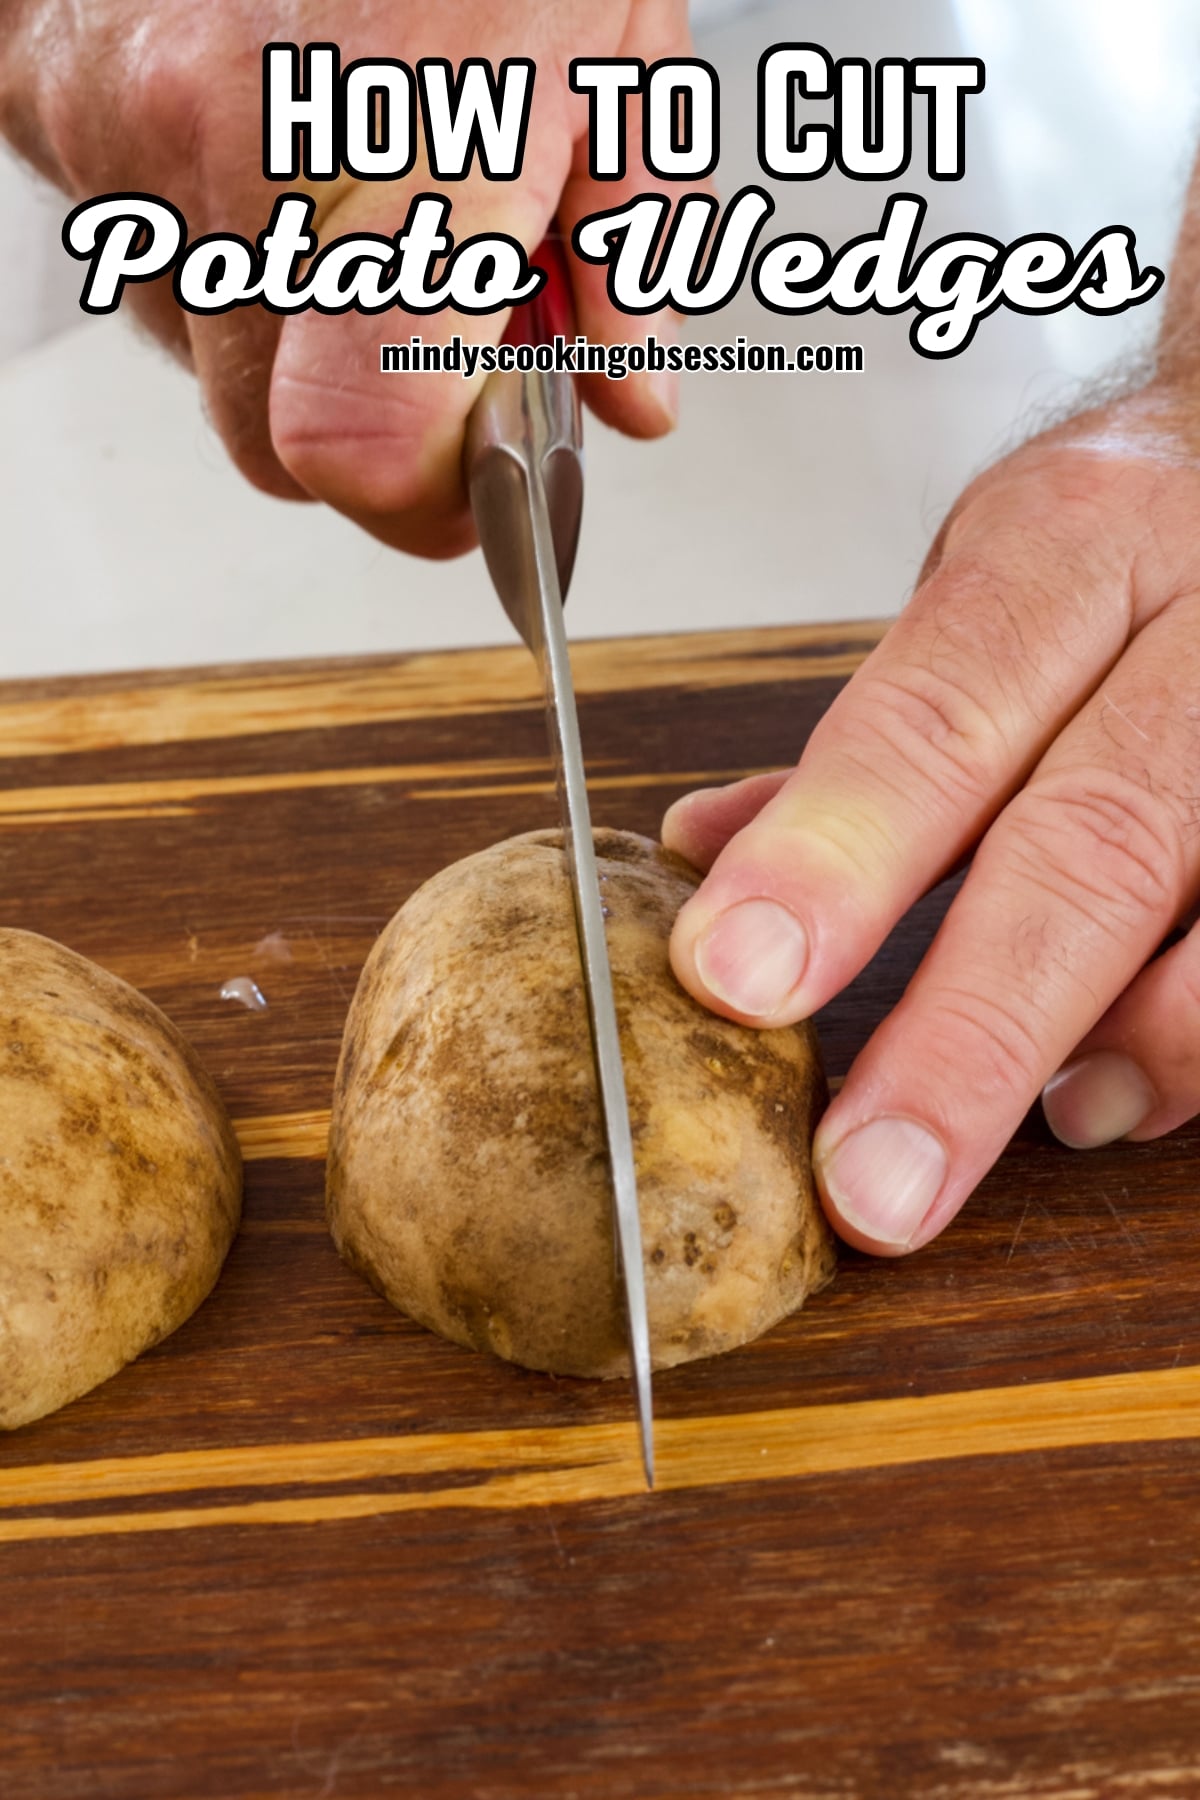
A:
[{"xmin": 2, "ymin": 621, "xmax": 1199, "ymax": 1800}]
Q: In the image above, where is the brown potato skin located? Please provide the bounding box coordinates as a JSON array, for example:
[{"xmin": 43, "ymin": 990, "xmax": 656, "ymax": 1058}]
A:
[
  {"xmin": 327, "ymin": 830, "xmax": 835, "ymax": 1378},
  {"xmin": 0, "ymin": 930, "xmax": 242, "ymax": 1429}
]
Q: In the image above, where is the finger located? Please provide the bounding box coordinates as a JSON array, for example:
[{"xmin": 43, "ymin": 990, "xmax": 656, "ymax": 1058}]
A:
[
  {"xmin": 663, "ymin": 773, "xmax": 789, "ymax": 872},
  {"xmin": 810, "ymin": 596, "xmax": 1200, "ymax": 1255},
  {"xmin": 665, "ymin": 771, "xmax": 976, "ymax": 890},
  {"xmin": 557, "ymin": 0, "xmax": 706, "ymax": 438},
  {"xmin": 1042, "ymin": 918, "xmax": 1200, "ymax": 1146},
  {"xmin": 189, "ymin": 307, "xmax": 308, "ymax": 501},
  {"xmin": 557, "ymin": 168, "xmax": 687, "ymax": 440},
  {"xmin": 111, "ymin": 111, "xmax": 302, "ymax": 494},
  {"xmin": 269, "ymin": 148, "xmax": 568, "ymax": 557},
  {"xmin": 46, "ymin": 18, "xmax": 299, "ymax": 493},
  {"xmin": 669, "ymin": 451, "xmax": 1147, "ymax": 1028}
]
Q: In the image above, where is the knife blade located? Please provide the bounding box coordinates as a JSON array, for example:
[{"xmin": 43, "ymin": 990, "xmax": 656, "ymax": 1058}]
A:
[{"xmin": 463, "ymin": 236, "xmax": 654, "ymax": 1488}]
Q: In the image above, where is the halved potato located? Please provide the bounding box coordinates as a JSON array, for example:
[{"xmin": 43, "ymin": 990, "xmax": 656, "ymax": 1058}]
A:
[
  {"xmin": 327, "ymin": 830, "xmax": 834, "ymax": 1377},
  {"xmin": 0, "ymin": 931, "xmax": 241, "ymax": 1428}
]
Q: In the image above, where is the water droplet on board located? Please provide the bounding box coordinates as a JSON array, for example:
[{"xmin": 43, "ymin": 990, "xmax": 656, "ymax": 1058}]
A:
[
  {"xmin": 253, "ymin": 931, "xmax": 293, "ymax": 964},
  {"xmin": 219, "ymin": 977, "xmax": 268, "ymax": 1012}
]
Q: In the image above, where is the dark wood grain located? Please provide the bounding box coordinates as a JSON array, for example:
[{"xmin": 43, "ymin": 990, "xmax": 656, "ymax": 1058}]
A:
[{"xmin": 1, "ymin": 623, "xmax": 1198, "ymax": 1799}]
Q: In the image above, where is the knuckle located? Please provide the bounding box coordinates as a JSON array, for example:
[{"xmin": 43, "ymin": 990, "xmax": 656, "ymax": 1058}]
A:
[
  {"xmin": 924, "ymin": 549, "xmax": 1101, "ymax": 713},
  {"xmin": 45, "ymin": 17, "xmax": 212, "ymax": 192},
  {"xmin": 918, "ymin": 476, "xmax": 1132, "ymax": 686},
  {"xmin": 120, "ymin": 22, "xmax": 211, "ymax": 157},
  {"xmin": 920, "ymin": 981, "xmax": 1047, "ymax": 1098},
  {"xmin": 942, "ymin": 450, "xmax": 1134, "ymax": 580},
  {"xmin": 1003, "ymin": 772, "xmax": 1184, "ymax": 929},
  {"xmin": 836, "ymin": 662, "xmax": 1004, "ymax": 813}
]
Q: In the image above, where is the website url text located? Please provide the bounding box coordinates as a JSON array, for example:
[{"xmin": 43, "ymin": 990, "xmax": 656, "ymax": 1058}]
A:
[{"xmin": 379, "ymin": 333, "xmax": 864, "ymax": 380}]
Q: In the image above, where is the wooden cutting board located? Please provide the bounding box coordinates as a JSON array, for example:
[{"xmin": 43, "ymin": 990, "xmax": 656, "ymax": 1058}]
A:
[{"xmin": 2, "ymin": 621, "xmax": 1198, "ymax": 1799}]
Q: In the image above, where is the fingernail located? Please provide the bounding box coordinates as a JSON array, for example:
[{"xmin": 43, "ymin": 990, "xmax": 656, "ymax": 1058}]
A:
[
  {"xmin": 663, "ymin": 788, "xmax": 709, "ymax": 831},
  {"xmin": 1042, "ymin": 1051, "xmax": 1156, "ymax": 1149},
  {"xmin": 817, "ymin": 1116, "xmax": 948, "ymax": 1248},
  {"xmin": 692, "ymin": 898, "xmax": 809, "ymax": 1019}
]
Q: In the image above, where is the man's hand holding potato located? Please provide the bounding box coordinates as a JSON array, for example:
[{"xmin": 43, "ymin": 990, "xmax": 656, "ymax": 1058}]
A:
[{"xmin": 667, "ymin": 188, "xmax": 1200, "ymax": 1252}]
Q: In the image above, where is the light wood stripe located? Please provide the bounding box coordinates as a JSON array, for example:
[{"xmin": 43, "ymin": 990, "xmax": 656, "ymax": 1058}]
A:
[
  {"xmin": 0, "ymin": 758, "xmax": 547, "ymax": 820},
  {"xmin": 232, "ymin": 1079, "xmax": 847, "ymax": 1165},
  {"xmin": 406, "ymin": 770, "xmax": 766, "ymax": 803},
  {"xmin": 0, "ymin": 1363, "xmax": 1195, "ymax": 1544},
  {"xmin": 0, "ymin": 808, "xmax": 196, "ymax": 827},
  {"xmin": 0, "ymin": 764, "xmax": 767, "ymax": 827},
  {"xmin": 0, "ymin": 626, "xmax": 882, "ymax": 760},
  {"xmin": 234, "ymin": 1111, "xmax": 331, "ymax": 1161}
]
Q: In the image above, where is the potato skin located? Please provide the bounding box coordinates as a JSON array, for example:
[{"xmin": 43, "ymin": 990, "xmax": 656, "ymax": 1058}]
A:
[
  {"xmin": 0, "ymin": 930, "xmax": 242, "ymax": 1429},
  {"xmin": 328, "ymin": 830, "xmax": 835, "ymax": 1378}
]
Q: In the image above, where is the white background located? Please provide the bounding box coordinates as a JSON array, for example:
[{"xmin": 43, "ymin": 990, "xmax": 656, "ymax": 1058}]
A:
[{"xmin": 2, "ymin": 0, "xmax": 1198, "ymax": 677}]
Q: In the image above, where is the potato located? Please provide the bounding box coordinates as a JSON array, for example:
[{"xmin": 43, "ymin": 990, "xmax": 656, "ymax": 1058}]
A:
[
  {"xmin": 327, "ymin": 829, "xmax": 834, "ymax": 1377},
  {"xmin": 0, "ymin": 930, "xmax": 241, "ymax": 1429}
]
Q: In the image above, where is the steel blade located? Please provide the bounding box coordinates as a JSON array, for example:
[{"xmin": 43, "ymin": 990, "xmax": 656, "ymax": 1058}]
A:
[{"xmin": 522, "ymin": 469, "xmax": 655, "ymax": 1490}]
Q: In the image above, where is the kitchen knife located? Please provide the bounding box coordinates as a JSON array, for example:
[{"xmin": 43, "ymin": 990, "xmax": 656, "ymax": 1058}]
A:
[{"xmin": 463, "ymin": 235, "xmax": 654, "ymax": 1488}]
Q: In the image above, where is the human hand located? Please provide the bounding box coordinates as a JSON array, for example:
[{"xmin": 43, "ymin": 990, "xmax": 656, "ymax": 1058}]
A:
[
  {"xmin": 0, "ymin": 0, "xmax": 694, "ymax": 553},
  {"xmin": 664, "ymin": 384, "xmax": 1200, "ymax": 1255}
]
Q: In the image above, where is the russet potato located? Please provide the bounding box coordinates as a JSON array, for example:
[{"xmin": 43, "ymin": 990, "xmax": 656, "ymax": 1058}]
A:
[
  {"xmin": 0, "ymin": 930, "xmax": 241, "ymax": 1428},
  {"xmin": 327, "ymin": 829, "xmax": 835, "ymax": 1378}
]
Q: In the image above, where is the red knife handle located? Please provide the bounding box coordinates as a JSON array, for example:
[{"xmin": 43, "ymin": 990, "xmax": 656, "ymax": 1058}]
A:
[{"xmin": 502, "ymin": 232, "xmax": 576, "ymax": 350}]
